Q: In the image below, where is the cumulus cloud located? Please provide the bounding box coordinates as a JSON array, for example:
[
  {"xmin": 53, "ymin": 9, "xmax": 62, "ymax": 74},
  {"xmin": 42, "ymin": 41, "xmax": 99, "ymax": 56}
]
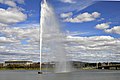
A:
[
  {"xmin": 0, "ymin": 7, "xmax": 27, "ymax": 28},
  {"xmin": 0, "ymin": 23, "xmax": 8, "ymax": 28},
  {"xmin": 1, "ymin": 22, "xmax": 120, "ymax": 62},
  {"xmin": 0, "ymin": 0, "xmax": 18, "ymax": 7},
  {"xmin": 0, "ymin": 0, "xmax": 38, "ymax": 62},
  {"xmin": 105, "ymin": 26, "xmax": 120, "ymax": 34},
  {"xmin": 0, "ymin": 37, "xmax": 18, "ymax": 43},
  {"xmin": 1, "ymin": 24, "xmax": 120, "ymax": 62},
  {"xmin": 60, "ymin": 0, "xmax": 76, "ymax": 3},
  {"xmin": 66, "ymin": 35, "xmax": 120, "ymax": 62},
  {"xmin": 63, "ymin": 12, "xmax": 100, "ymax": 23},
  {"xmin": 0, "ymin": 24, "xmax": 39, "ymax": 41},
  {"xmin": 95, "ymin": 22, "xmax": 120, "ymax": 35},
  {"xmin": 4, "ymin": 0, "xmax": 17, "ymax": 7},
  {"xmin": 0, "ymin": 0, "xmax": 27, "ymax": 28},
  {"xmin": 60, "ymin": 12, "xmax": 73, "ymax": 18},
  {"xmin": 0, "ymin": 0, "xmax": 24, "ymax": 6},
  {"xmin": 0, "ymin": 8, "xmax": 27, "ymax": 24},
  {"xmin": 0, "ymin": 23, "xmax": 40, "ymax": 62},
  {"xmin": 95, "ymin": 23, "xmax": 110, "ymax": 30},
  {"xmin": 66, "ymin": 30, "xmax": 89, "ymax": 36}
]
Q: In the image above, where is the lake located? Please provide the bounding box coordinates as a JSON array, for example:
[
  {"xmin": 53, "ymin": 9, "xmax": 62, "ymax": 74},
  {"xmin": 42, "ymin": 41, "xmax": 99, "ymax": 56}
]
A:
[{"xmin": 0, "ymin": 70, "xmax": 120, "ymax": 80}]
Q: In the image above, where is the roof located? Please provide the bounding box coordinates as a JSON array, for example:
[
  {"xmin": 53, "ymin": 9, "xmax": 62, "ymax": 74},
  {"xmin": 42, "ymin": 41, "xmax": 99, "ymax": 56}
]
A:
[{"xmin": 5, "ymin": 61, "xmax": 32, "ymax": 63}]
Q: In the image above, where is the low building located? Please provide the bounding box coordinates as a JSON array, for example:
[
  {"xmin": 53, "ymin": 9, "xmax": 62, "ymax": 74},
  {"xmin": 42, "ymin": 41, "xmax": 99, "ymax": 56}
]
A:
[
  {"xmin": 97, "ymin": 62, "xmax": 120, "ymax": 70},
  {"xmin": 0, "ymin": 63, "xmax": 3, "ymax": 68},
  {"xmin": 72, "ymin": 61, "xmax": 86, "ymax": 68},
  {"xmin": 4, "ymin": 61, "xmax": 33, "ymax": 66},
  {"xmin": 30, "ymin": 62, "xmax": 55, "ymax": 68}
]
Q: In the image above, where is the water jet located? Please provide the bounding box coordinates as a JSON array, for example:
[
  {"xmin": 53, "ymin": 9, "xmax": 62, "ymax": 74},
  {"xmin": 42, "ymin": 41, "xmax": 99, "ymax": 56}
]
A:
[{"xmin": 39, "ymin": 0, "xmax": 72, "ymax": 74}]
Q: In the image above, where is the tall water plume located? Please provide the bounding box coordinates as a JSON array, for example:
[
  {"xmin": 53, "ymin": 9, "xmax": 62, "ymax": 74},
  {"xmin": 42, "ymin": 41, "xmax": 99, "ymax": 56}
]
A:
[{"xmin": 40, "ymin": 0, "xmax": 71, "ymax": 73}]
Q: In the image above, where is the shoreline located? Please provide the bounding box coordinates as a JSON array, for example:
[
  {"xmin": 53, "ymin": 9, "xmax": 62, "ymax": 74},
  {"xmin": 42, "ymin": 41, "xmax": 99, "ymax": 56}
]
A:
[
  {"xmin": 0, "ymin": 68, "xmax": 54, "ymax": 71},
  {"xmin": 0, "ymin": 67, "xmax": 119, "ymax": 71}
]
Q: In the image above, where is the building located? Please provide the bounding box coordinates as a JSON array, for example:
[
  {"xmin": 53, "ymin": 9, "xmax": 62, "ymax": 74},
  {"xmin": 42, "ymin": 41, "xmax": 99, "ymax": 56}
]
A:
[
  {"xmin": 29, "ymin": 62, "xmax": 55, "ymax": 68},
  {"xmin": 71, "ymin": 61, "xmax": 89, "ymax": 68},
  {"xmin": 97, "ymin": 62, "xmax": 120, "ymax": 70},
  {"xmin": 0, "ymin": 63, "xmax": 3, "ymax": 68},
  {"xmin": 4, "ymin": 61, "xmax": 33, "ymax": 66}
]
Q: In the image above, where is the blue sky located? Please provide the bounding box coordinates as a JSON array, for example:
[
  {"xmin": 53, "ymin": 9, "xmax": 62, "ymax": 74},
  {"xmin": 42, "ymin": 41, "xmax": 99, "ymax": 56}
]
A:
[
  {"xmin": 20, "ymin": 0, "xmax": 120, "ymax": 37},
  {"xmin": 0, "ymin": 0, "xmax": 120, "ymax": 62},
  {"xmin": 61, "ymin": 1, "xmax": 120, "ymax": 37}
]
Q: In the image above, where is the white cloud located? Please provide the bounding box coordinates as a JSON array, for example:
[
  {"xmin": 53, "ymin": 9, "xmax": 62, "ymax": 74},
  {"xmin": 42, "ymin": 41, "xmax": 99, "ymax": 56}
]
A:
[
  {"xmin": 0, "ymin": 37, "xmax": 18, "ymax": 43},
  {"xmin": 0, "ymin": 24, "xmax": 40, "ymax": 62},
  {"xmin": 60, "ymin": 12, "xmax": 73, "ymax": 18},
  {"xmin": 63, "ymin": 12, "xmax": 100, "ymax": 23},
  {"xmin": 67, "ymin": 36, "xmax": 114, "ymax": 43},
  {"xmin": 95, "ymin": 23, "xmax": 120, "ymax": 35},
  {"xmin": 60, "ymin": 0, "xmax": 76, "ymax": 3},
  {"xmin": 14, "ymin": 0, "xmax": 24, "ymax": 4},
  {"xmin": 0, "ymin": 0, "xmax": 26, "ymax": 28},
  {"xmin": 66, "ymin": 30, "xmax": 89, "ymax": 36},
  {"xmin": 0, "ymin": 0, "xmax": 16, "ymax": 7},
  {"xmin": 1, "ymin": 24, "xmax": 120, "ymax": 62},
  {"xmin": 0, "ymin": 23, "xmax": 8, "ymax": 28},
  {"xmin": 105, "ymin": 26, "xmax": 120, "ymax": 34},
  {"xmin": 95, "ymin": 23, "xmax": 110, "ymax": 30},
  {"xmin": 0, "ymin": 0, "xmax": 39, "ymax": 62},
  {"xmin": 66, "ymin": 35, "xmax": 120, "ymax": 62},
  {"xmin": 0, "ymin": 24, "xmax": 39, "ymax": 41},
  {"xmin": 4, "ymin": 0, "xmax": 17, "ymax": 7},
  {"xmin": 0, "ymin": 0, "xmax": 24, "ymax": 6},
  {"xmin": 0, "ymin": 7, "xmax": 27, "ymax": 27}
]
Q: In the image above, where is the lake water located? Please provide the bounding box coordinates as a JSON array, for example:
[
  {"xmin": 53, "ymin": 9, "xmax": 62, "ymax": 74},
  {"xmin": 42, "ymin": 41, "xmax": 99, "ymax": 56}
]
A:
[{"xmin": 0, "ymin": 70, "xmax": 120, "ymax": 80}]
